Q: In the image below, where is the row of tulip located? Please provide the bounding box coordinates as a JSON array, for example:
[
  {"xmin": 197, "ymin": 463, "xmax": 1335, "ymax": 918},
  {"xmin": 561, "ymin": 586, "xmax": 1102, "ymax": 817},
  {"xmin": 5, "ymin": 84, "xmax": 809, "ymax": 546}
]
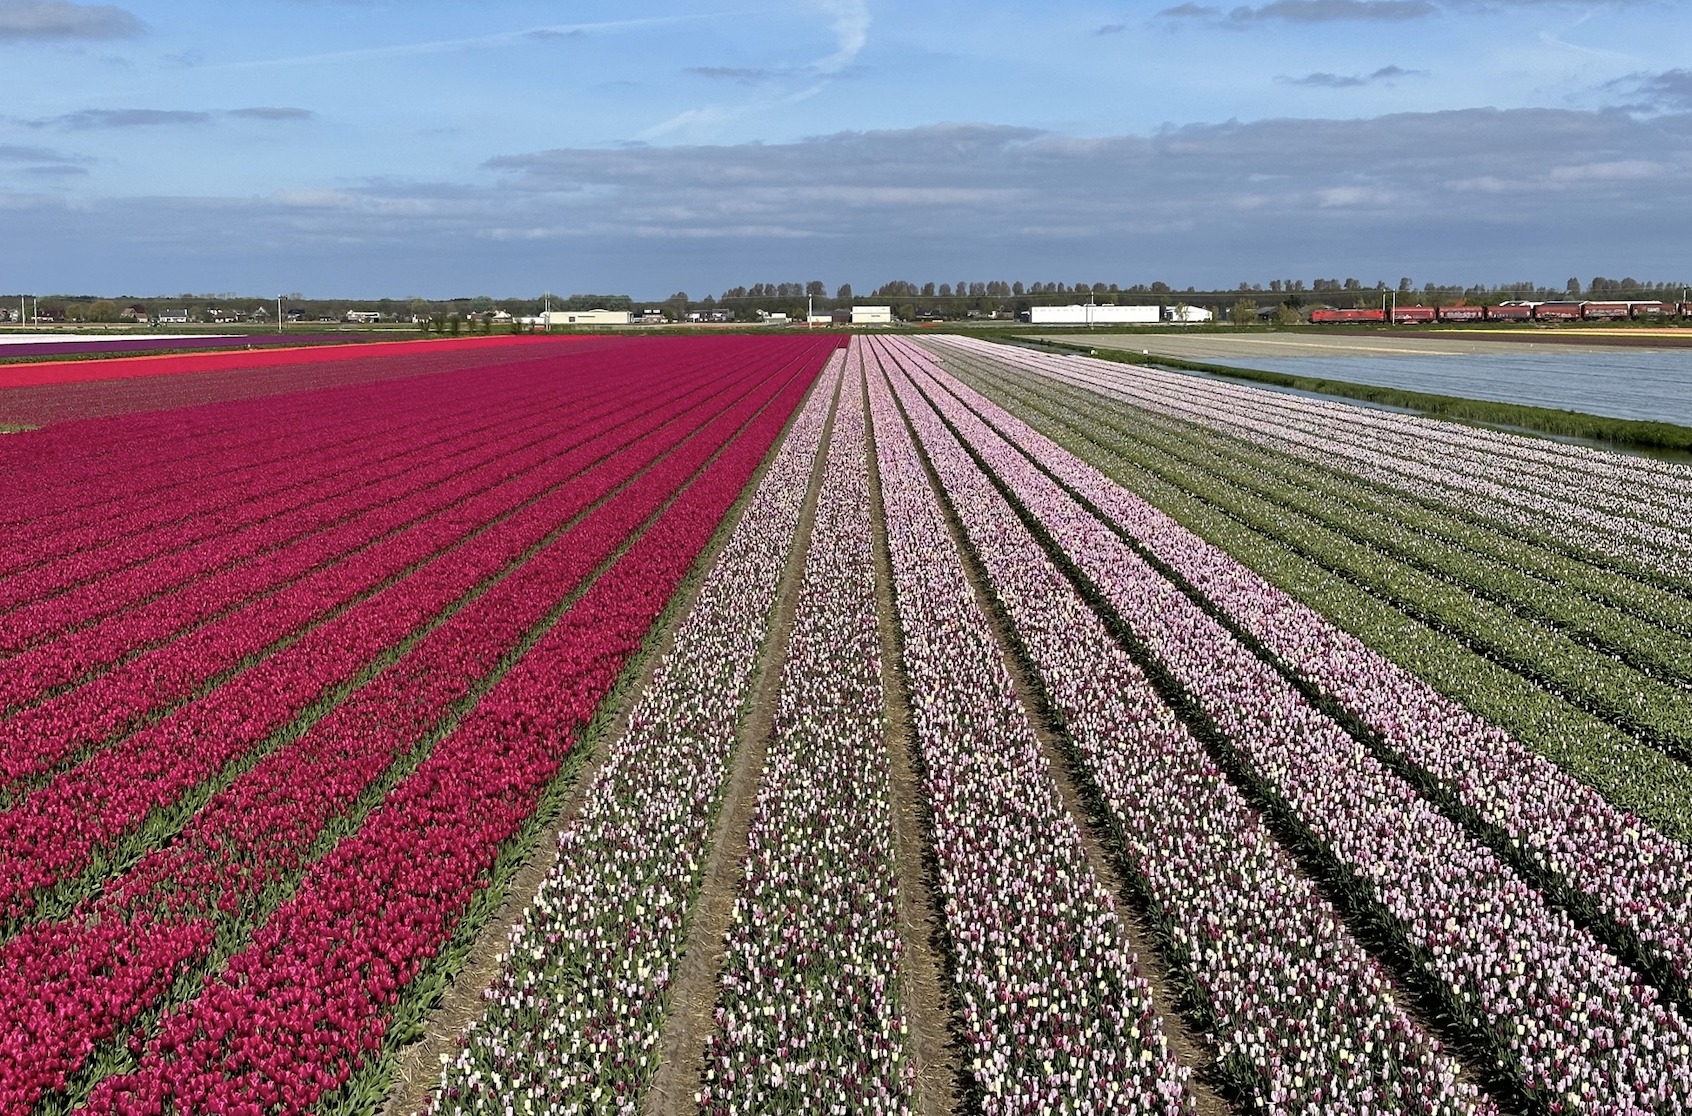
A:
[
  {"xmin": 932, "ymin": 350, "xmax": 1692, "ymax": 845},
  {"xmin": 79, "ymin": 355, "xmax": 821, "ymax": 1116},
  {"xmin": 954, "ymin": 360, "xmax": 1692, "ymax": 763},
  {"xmin": 924, "ymin": 341, "xmax": 1692, "ymax": 996},
  {"xmin": 0, "ymin": 361, "xmax": 753, "ymax": 801},
  {"xmin": 0, "ymin": 364, "xmax": 787, "ymax": 930},
  {"xmin": 428, "ymin": 355, "xmax": 841, "ymax": 1116},
  {"xmin": 0, "ymin": 340, "xmax": 780, "ymax": 643},
  {"xmin": 905, "ymin": 341, "xmax": 1692, "ymax": 1111},
  {"xmin": 864, "ymin": 345, "xmax": 1195, "ymax": 1114},
  {"xmin": 698, "ymin": 363, "xmax": 913, "ymax": 1115},
  {"xmin": 871, "ymin": 336, "xmax": 1491, "ymax": 1114},
  {"xmin": 965, "ymin": 362, "xmax": 1692, "ymax": 689},
  {"xmin": 0, "ymin": 367, "xmax": 560, "ymax": 606},
  {"xmin": 0, "ymin": 362, "xmax": 718, "ymax": 716},
  {"xmin": 984, "ymin": 342, "xmax": 1692, "ymax": 584},
  {"xmin": 1027, "ymin": 345, "xmax": 1692, "ymax": 544},
  {"xmin": 0, "ymin": 357, "xmax": 811, "ymax": 1112}
]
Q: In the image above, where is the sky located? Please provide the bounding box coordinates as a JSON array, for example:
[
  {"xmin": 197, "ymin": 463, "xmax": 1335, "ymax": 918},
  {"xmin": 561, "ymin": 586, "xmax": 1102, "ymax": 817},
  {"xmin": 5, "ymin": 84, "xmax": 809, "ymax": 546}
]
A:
[{"xmin": 1, "ymin": 0, "xmax": 1689, "ymax": 299}]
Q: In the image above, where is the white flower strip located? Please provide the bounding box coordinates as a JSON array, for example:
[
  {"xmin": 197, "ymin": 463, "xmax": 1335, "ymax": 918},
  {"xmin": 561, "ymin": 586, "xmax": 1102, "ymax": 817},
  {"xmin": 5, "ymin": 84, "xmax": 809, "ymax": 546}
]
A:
[
  {"xmin": 938, "ymin": 337, "xmax": 1692, "ymax": 580},
  {"xmin": 927, "ymin": 340, "xmax": 1692, "ymax": 999},
  {"xmin": 897, "ymin": 340, "xmax": 1692, "ymax": 1111},
  {"xmin": 698, "ymin": 362, "xmax": 912, "ymax": 1116},
  {"xmin": 427, "ymin": 355, "xmax": 843, "ymax": 1116},
  {"xmin": 863, "ymin": 343, "xmax": 1194, "ymax": 1116},
  {"xmin": 871, "ymin": 336, "xmax": 1492, "ymax": 1115}
]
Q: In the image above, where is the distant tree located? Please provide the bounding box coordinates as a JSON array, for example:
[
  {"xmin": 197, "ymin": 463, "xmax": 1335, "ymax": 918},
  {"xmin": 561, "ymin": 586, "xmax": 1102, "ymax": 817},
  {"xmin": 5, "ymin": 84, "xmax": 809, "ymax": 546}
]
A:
[
  {"xmin": 87, "ymin": 300, "xmax": 119, "ymax": 322},
  {"xmin": 1343, "ymin": 278, "xmax": 1361, "ymax": 291},
  {"xmin": 470, "ymin": 295, "xmax": 495, "ymax": 315},
  {"xmin": 836, "ymin": 283, "xmax": 853, "ymax": 301},
  {"xmin": 1275, "ymin": 303, "xmax": 1303, "ymax": 326},
  {"xmin": 921, "ymin": 282, "xmax": 936, "ymax": 297},
  {"xmin": 806, "ymin": 280, "xmax": 827, "ymax": 298},
  {"xmin": 1231, "ymin": 297, "xmax": 1258, "ymax": 326},
  {"xmin": 448, "ymin": 313, "xmax": 462, "ymax": 336},
  {"xmin": 1566, "ymin": 277, "xmax": 1582, "ymax": 296},
  {"xmin": 938, "ymin": 283, "xmax": 952, "ymax": 297},
  {"xmin": 1012, "ymin": 281, "xmax": 1025, "ymax": 296},
  {"xmin": 1398, "ymin": 277, "xmax": 1413, "ymax": 293}
]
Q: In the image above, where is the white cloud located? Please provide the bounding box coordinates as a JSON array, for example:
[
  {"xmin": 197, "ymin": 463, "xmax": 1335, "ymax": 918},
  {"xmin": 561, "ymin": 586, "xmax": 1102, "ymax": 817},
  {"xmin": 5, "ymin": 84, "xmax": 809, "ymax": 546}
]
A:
[{"xmin": 0, "ymin": 0, "xmax": 144, "ymax": 40}]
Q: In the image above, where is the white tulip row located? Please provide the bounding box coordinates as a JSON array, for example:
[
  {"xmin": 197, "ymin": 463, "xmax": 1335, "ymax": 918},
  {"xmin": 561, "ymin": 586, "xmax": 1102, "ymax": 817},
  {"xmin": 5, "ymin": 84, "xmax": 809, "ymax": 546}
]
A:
[
  {"xmin": 922, "ymin": 338, "xmax": 1692, "ymax": 998},
  {"xmin": 937, "ymin": 337, "xmax": 1692, "ymax": 580},
  {"xmin": 699, "ymin": 363, "xmax": 913, "ymax": 1116},
  {"xmin": 900, "ymin": 341, "xmax": 1692, "ymax": 1112},
  {"xmin": 862, "ymin": 342, "xmax": 1195, "ymax": 1116},
  {"xmin": 426, "ymin": 355, "xmax": 844, "ymax": 1116},
  {"xmin": 870, "ymin": 336, "xmax": 1491, "ymax": 1115}
]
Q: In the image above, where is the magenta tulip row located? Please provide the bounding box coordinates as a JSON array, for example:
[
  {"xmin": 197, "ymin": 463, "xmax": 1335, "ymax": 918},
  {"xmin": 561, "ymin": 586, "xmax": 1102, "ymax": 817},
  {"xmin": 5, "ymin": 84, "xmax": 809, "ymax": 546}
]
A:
[
  {"xmin": 0, "ymin": 359, "xmax": 809, "ymax": 1111},
  {"xmin": 429, "ymin": 357, "xmax": 841, "ymax": 1116},
  {"xmin": 903, "ymin": 340, "xmax": 1692, "ymax": 1110},
  {"xmin": 864, "ymin": 346, "xmax": 1194, "ymax": 1115},
  {"xmin": 76, "ymin": 361, "xmax": 817, "ymax": 1116},
  {"xmin": 699, "ymin": 364, "xmax": 912, "ymax": 1116},
  {"xmin": 0, "ymin": 366, "xmax": 779, "ymax": 928}
]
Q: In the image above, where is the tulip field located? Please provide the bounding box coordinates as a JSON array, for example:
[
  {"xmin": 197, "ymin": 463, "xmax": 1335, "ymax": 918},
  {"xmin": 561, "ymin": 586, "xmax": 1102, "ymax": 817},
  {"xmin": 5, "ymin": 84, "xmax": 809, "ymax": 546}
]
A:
[{"xmin": 4, "ymin": 330, "xmax": 1691, "ymax": 1115}]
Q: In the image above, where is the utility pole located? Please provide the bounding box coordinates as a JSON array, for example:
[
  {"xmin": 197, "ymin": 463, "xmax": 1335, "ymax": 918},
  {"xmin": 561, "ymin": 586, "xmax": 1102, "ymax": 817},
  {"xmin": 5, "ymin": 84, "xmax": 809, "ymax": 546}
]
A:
[{"xmin": 277, "ymin": 295, "xmax": 283, "ymax": 335}]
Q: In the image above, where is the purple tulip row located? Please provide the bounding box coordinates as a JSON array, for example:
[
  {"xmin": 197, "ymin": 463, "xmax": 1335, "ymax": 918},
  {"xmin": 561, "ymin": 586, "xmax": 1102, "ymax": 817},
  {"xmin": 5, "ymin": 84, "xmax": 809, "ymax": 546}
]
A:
[
  {"xmin": 864, "ymin": 345, "xmax": 1195, "ymax": 1115},
  {"xmin": 922, "ymin": 339, "xmax": 1692, "ymax": 996},
  {"xmin": 0, "ymin": 365, "xmax": 774, "ymax": 930},
  {"xmin": 699, "ymin": 364, "xmax": 913, "ymax": 1116},
  {"xmin": 902, "ymin": 342, "xmax": 1692, "ymax": 1111},
  {"xmin": 870, "ymin": 335, "xmax": 1492, "ymax": 1114},
  {"xmin": 0, "ymin": 358, "xmax": 810, "ymax": 1112},
  {"xmin": 80, "ymin": 356, "xmax": 824, "ymax": 1116},
  {"xmin": 957, "ymin": 340, "xmax": 1692, "ymax": 580},
  {"xmin": 428, "ymin": 355, "xmax": 841, "ymax": 1116}
]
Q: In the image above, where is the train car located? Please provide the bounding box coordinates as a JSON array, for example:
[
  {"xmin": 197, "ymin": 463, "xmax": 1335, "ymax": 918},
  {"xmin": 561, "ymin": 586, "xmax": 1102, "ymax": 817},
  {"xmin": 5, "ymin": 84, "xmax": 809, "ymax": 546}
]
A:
[
  {"xmin": 1485, "ymin": 304, "xmax": 1534, "ymax": 321},
  {"xmin": 1309, "ymin": 308, "xmax": 1386, "ymax": 323},
  {"xmin": 1389, "ymin": 306, "xmax": 1437, "ymax": 324},
  {"xmin": 1629, "ymin": 301, "xmax": 1676, "ymax": 319},
  {"xmin": 1681, "ymin": 302, "xmax": 1692, "ymax": 318},
  {"xmin": 1534, "ymin": 302, "xmax": 1583, "ymax": 321},
  {"xmin": 1581, "ymin": 301, "xmax": 1631, "ymax": 321},
  {"xmin": 1436, "ymin": 305, "xmax": 1486, "ymax": 322}
]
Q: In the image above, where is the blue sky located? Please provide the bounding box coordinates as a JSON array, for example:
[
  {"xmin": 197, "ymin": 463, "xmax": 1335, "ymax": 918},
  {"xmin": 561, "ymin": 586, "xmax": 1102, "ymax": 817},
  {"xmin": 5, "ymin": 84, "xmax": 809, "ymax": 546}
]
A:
[{"xmin": 1, "ymin": 0, "xmax": 1688, "ymax": 298}]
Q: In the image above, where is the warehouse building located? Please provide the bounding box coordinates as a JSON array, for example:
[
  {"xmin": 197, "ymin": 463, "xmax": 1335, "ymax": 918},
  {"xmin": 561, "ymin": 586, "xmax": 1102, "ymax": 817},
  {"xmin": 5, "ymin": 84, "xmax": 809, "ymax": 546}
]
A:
[{"xmin": 541, "ymin": 309, "xmax": 633, "ymax": 327}]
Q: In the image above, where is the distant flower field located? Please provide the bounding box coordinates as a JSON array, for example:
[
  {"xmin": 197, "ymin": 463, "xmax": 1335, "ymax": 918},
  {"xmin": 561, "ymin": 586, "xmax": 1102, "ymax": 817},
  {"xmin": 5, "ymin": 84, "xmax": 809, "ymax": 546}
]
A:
[{"xmin": 2, "ymin": 331, "xmax": 1689, "ymax": 1114}]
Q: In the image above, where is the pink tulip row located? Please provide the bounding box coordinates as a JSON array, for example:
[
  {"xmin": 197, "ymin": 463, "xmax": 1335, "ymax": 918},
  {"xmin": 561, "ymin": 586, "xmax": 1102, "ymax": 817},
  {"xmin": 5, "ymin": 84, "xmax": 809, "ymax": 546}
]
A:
[
  {"xmin": 428, "ymin": 357, "xmax": 840, "ymax": 1116},
  {"xmin": 0, "ymin": 358, "xmax": 812, "ymax": 1112},
  {"xmin": 904, "ymin": 343, "xmax": 1692, "ymax": 1111},
  {"xmin": 960, "ymin": 341, "xmax": 1692, "ymax": 580},
  {"xmin": 699, "ymin": 365, "xmax": 914, "ymax": 1116},
  {"xmin": 0, "ymin": 360, "xmax": 758, "ymax": 798},
  {"xmin": 0, "ymin": 363, "xmax": 714, "ymax": 712},
  {"xmin": 864, "ymin": 346, "xmax": 1195, "ymax": 1115},
  {"xmin": 0, "ymin": 365, "xmax": 786, "ymax": 928},
  {"xmin": 871, "ymin": 336, "xmax": 1493, "ymax": 1114},
  {"xmin": 79, "ymin": 357, "xmax": 821, "ymax": 1116},
  {"xmin": 922, "ymin": 340, "xmax": 1692, "ymax": 997}
]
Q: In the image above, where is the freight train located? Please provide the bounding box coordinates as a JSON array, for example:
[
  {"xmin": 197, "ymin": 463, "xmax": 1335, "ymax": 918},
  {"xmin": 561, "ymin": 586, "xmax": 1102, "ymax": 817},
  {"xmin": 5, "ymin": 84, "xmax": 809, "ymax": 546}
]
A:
[{"xmin": 1309, "ymin": 300, "xmax": 1687, "ymax": 325}]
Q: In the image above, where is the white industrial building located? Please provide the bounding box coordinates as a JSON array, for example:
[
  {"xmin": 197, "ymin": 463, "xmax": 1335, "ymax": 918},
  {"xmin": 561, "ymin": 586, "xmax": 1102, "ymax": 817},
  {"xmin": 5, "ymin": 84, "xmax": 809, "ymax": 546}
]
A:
[
  {"xmin": 851, "ymin": 305, "xmax": 893, "ymax": 325},
  {"xmin": 541, "ymin": 309, "xmax": 633, "ymax": 327},
  {"xmin": 1024, "ymin": 303, "xmax": 1212, "ymax": 325}
]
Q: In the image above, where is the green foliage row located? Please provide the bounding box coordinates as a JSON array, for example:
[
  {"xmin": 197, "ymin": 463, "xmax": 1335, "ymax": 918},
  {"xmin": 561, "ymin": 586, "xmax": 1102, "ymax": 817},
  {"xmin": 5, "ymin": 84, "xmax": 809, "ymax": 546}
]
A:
[{"xmin": 949, "ymin": 362, "xmax": 1692, "ymax": 842}]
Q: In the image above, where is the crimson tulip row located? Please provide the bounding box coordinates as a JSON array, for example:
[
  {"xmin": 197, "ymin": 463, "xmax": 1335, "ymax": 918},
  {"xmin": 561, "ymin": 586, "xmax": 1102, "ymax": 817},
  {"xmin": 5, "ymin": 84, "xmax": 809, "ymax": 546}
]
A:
[
  {"xmin": 0, "ymin": 360, "xmax": 711, "ymax": 705},
  {"xmin": 428, "ymin": 356, "xmax": 841, "ymax": 1115},
  {"xmin": 0, "ymin": 362, "xmax": 789, "ymax": 929},
  {"xmin": 906, "ymin": 344, "xmax": 1692, "ymax": 1111},
  {"xmin": 978, "ymin": 342, "xmax": 1692, "ymax": 583},
  {"xmin": 699, "ymin": 363, "xmax": 913, "ymax": 1115},
  {"xmin": 864, "ymin": 346, "xmax": 1194, "ymax": 1115},
  {"xmin": 926, "ymin": 341, "xmax": 1692, "ymax": 1000},
  {"xmin": 0, "ymin": 355, "xmax": 809, "ymax": 1113},
  {"xmin": 79, "ymin": 358, "xmax": 820, "ymax": 1116},
  {"xmin": 0, "ymin": 360, "xmax": 754, "ymax": 795},
  {"xmin": 872, "ymin": 336, "xmax": 1492, "ymax": 1113},
  {"xmin": 0, "ymin": 360, "xmax": 570, "ymax": 597}
]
